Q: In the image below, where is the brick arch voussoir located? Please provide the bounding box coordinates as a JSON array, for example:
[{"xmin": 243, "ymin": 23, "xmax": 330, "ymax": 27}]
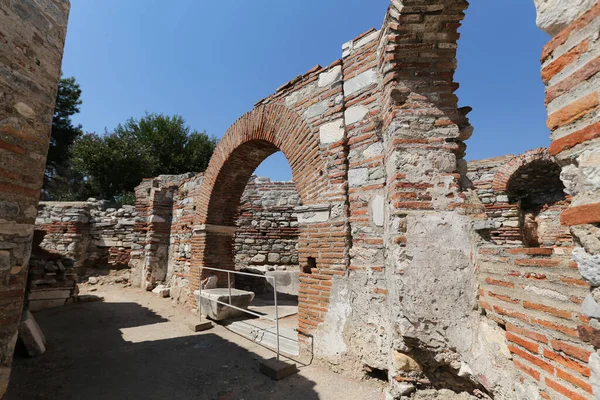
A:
[
  {"xmin": 195, "ymin": 103, "xmax": 326, "ymax": 225},
  {"xmin": 492, "ymin": 148, "xmax": 554, "ymax": 193}
]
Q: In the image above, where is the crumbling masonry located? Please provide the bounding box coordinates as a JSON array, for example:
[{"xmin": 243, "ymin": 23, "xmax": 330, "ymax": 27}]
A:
[{"xmin": 1, "ymin": 0, "xmax": 600, "ymax": 399}]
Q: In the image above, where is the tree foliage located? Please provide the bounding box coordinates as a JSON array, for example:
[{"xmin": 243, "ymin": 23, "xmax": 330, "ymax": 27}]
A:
[
  {"xmin": 43, "ymin": 77, "xmax": 87, "ymax": 200},
  {"xmin": 72, "ymin": 113, "xmax": 216, "ymax": 201}
]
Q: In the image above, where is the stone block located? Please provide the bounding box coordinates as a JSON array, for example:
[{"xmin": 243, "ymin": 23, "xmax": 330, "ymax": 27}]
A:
[
  {"xmin": 258, "ymin": 357, "xmax": 298, "ymax": 380},
  {"xmin": 345, "ymin": 105, "xmax": 369, "ymax": 125},
  {"xmin": 18, "ymin": 311, "xmax": 46, "ymax": 357},
  {"xmin": 319, "ymin": 119, "xmax": 345, "ymax": 144},
  {"xmin": 195, "ymin": 288, "xmax": 255, "ymax": 321},
  {"xmin": 318, "ymin": 65, "xmax": 342, "ymax": 87},
  {"xmin": 189, "ymin": 318, "xmax": 213, "ymax": 332},
  {"xmin": 152, "ymin": 284, "xmax": 170, "ymax": 298},
  {"xmin": 343, "ymin": 69, "xmax": 377, "ymax": 96},
  {"xmin": 28, "ymin": 299, "xmax": 68, "ymax": 312},
  {"xmin": 265, "ymin": 270, "xmax": 300, "ymax": 296}
]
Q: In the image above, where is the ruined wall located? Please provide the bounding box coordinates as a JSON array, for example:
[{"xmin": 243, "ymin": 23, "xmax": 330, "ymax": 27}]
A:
[
  {"xmin": 0, "ymin": 0, "xmax": 70, "ymax": 396},
  {"xmin": 35, "ymin": 200, "xmax": 139, "ymax": 269},
  {"xmin": 539, "ymin": 2, "xmax": 600, "ymax": 398},
  {"xmin": 234, "ymin": 177, "xmax": 300, "ymax": 269},
  {"xmin": 167, "ymin": 173, "xmax": 204, "ymax": 305}
]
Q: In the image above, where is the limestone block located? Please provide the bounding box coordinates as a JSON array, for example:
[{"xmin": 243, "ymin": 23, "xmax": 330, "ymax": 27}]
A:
[
  {"xmin": 348, "ymin": 168, "xmax": 369, "ymax": 187},
  {"xmin": 251, "ymin": 254, "xmax": 267, "ymax": 264},
  {"xmin": 345, "ymin": 105, "xmax": 369, "ymax": 125},
  {"xmin": 18, "ymin": 311, "xmax": 46, "ymax": 357},
  {"xmin": 363, "ymin": 142, "xmax": 384, "ymax": 158},
  {"xmin": 195, "ymin": 288, "xmax": 255, "ymax": 321},
  {"xmin": 318, "ymin": 65, "xmax": 342, "ymax": 87},
  {"xmin": 371, "ymin": 194, "xmax": 385, "ymax": 227},
  {"xmin": 265, "ymin": 270, "xmax": 299, "ymax": 296},
  {"xmin": 303, "ymin": 100, "xmax": 328, "ymax": 119},
  {"xmin": 319, "ymin": 119, "xmax": 345, "ymax": 144},
  {"xmin": 343, "ymin": 69, "xmax": 377, "ymax": 96},
  {"xmin": 152, "ymin": 284, "xmax": 170, "ymax": 298},
  {"xmin": 573, "ymin": 247, "xmax": 600, "ymax": 286},
  {"xmin": 583, "ymin": 294, "xmax": 600, "ymax": 319},
  {"xmin": 534, "ymin": 0, "xmax": 596, "ymax": 35}
]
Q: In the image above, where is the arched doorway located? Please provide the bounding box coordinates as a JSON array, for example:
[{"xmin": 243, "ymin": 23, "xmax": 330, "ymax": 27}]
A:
[{"xmin": 189, "ymin": 103, "xmax": 349, "ymax": 347}]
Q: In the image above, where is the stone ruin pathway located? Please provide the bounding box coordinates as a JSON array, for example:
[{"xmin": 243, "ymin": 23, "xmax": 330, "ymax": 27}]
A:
[{"xmin": 7, "ymin": 285, "xmax": 385, "ymax": 400}]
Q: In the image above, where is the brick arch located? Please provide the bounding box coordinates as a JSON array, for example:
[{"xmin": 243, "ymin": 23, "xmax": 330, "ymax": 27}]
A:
[
  {"xmin": 491, "ymin": 148, "xmax": 553, "ymax": 192},
  {"xmin": 195, "ymin": 103, "xmax": 328, "ymax": 226}
]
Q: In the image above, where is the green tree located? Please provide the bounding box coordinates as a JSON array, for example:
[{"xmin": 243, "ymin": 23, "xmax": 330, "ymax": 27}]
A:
[
  {"xmin": 72, "ymin": 113, "xmax": 216, "ymax": 202},
  {"xmin": 43, "ymin": 77, "xmax": 86, "ymax": 200}
]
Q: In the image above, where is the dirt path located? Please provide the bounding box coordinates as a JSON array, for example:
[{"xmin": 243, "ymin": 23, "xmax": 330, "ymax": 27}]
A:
[{"xmin": 7, "ymin": 285, "xmax": 385, "ymax": 400}]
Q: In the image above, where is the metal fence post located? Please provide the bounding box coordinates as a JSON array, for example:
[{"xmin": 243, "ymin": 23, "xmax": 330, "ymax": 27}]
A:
[
  {"xmin": 273, "ymin": 276, "xmax": 280, "ymax": 361},
  {"xmin": 227, "ymin": 271, "xmax": 232, "ymax": 305}
]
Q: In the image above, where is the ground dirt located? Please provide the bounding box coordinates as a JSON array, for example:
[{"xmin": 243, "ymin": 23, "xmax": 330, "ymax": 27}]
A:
[{"xmin": 7, "ymin": 285, "xmax": 386, "ymax": 400}]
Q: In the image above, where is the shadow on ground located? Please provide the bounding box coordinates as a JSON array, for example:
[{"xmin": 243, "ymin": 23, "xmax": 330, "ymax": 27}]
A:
[{"xmin": 7, "ymin": 298, "xmax": 321, "ymax": 400}]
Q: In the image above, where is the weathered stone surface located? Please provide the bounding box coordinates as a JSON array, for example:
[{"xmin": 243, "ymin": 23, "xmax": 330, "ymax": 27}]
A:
[
  {"xmin": 318, "ymin": 66, "xmax": 342, "ymax": 87},
  {"xmin": 583, "ymin": 294, "xmax": 600, "ymax": 319},
  {"xmin": 195, "ymin": 288, "xmax": 255, "ymax": 321},
  {"xmin": 343, "ymin": 69, "xmax": 377, "ymax": 95},
  {"xmin": 258, "ymin": 357, "xmax": 298, "ymax": 380},
  {"xmin": 319, "ymin": 119, "xmax": 345, "ymax": 144},
  {"xmin": 591, "ymin": 352, "xmax": 600, "ymax": 399},
  {"xmin": 573, "ymin": 246, "xmax": 600, "ymax": 285},
  {"xmin": 345, "ymin": 105, "xmax": 369, "ymax": 125},
  {"xmin": 534, "ymin": 0, "xmax": 596, "ymax": 35},
  {"xmin": 18, "ymin": 311, "xmax": 46, "ymax": 357},
  {"xmin": 152, "ymin": 284, "xmax": 170, "ymax": 298}
]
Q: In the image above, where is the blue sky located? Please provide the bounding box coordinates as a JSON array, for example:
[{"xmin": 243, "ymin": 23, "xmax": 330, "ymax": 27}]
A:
[{"xmin": 62, "ymin": 0, "xmax": 549, "ymax": 181}]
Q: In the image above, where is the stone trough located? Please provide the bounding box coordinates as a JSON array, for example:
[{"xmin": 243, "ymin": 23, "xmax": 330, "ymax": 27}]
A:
[{"xmin": 194, "ymin": 288, "xmax": 255, "ymax": 321}]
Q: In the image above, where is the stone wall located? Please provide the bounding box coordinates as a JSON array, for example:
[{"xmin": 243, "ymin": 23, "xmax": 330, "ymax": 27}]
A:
[
  {"xmin": 0, "ymin": 0, "xmax": 70, "ymax": 396},
  {"xmin": 178, "ymin": 1, "xmax": 600, "ymax": 398},
  {"xmin": 3, "ymin": 0, "xmax": 600, "ymax": 398},
  {"xmin": 35, "ymin": 200, "xmax": 140, "ymax": 270},
  {"xmin": 234, "ymin": 177, "xmax": 300, "ymax": 269}
]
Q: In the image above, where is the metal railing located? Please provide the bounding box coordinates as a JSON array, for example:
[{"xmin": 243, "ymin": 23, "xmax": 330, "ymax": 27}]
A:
[{"xmin": 196, "ymin": 266, "xmax": 281, "ymax": 360}]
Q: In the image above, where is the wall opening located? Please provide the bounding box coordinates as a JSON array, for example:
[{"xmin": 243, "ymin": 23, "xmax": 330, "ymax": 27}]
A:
[{"xmin": 506, "ymin": 159, "xmax": 567, "ymax": 247}]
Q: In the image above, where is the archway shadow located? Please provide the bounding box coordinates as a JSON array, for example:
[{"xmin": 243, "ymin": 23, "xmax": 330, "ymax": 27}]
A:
[{"xmin": 7, "ymin": 299, "xmax": 320, "ymax": 400}]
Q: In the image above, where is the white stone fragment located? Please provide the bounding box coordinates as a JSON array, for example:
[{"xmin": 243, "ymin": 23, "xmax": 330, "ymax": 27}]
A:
[
  {"xmin": 348, "ymin": 168, "xmax": 369, "ymax": 187},
  {"xmin": 343, "ymin": 69, "xmax": 377, "ymax": 96},
  {"xmin": 590, "ymin": 353, "xmax": 600, "ymax": 399},
  {"xmin": 534, "ymin": 0, "xmax": 596, "ymax": 35},
  {"xmin": 318, "ymin": 66, "xmax": 342, "ymax": 87},
  {"xmin": 371, "ymin": 194, "xmax": 385, "ymax": 227},
  {"xmin": 582, "ymin": 294, "xmax": 600, "ymax": 319},
  {"xmin": 363, "ymin": 142, "xmax": 384, "ymax": 158},
  {"xmin": 344, "ymin": 105, "xmax": 369, "ymax": 125},
  {"xmin": 573, "ymin": 247, "xmax": 600, "ymax": 286},
  {"xmin": 304, "ymin": 100, "xmax": 329, "ymax": 119},
  {"xmin": 14, "ymin": 102, "xmax": 35, "ymax": 119},
  {"xmin": 319, "ymin": 119, "xmax": 345, "ymax": 144}
]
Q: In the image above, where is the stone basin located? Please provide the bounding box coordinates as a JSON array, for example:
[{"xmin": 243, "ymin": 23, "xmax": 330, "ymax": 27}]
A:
[{"xmin": 194, "ymin": 288, "xmax": 255, "ymax": 321}]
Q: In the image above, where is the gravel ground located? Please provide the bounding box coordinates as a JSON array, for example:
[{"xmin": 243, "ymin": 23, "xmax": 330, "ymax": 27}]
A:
[{"xmin": 7, "ymin": 285, "xmax": 385, "ymax": 400}]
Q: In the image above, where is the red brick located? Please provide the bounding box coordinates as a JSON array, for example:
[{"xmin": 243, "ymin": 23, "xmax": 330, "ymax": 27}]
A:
[
  {"xmin": 556, "ymin": 368, "xmax": 593, "ymax": 394},
  {"xmin": 545, "ymin": 377, "xmax": 588, "ymax": 400},
  {"xmin": 561, "ymin": 202, "xmax": 600, "ymax": 226},
  {"xmin": 508, "ymin": 345, "xmax": 554, "ymax": 374},
  {"xmin": 506, "ymin": 332, "xmax": 540, "ymax": 353},
  {"xmin": 546, "ymin": 92, "xmax": 599, "ymax": 131},
  {"xmin": 550, "ymin": 339, "xmax": 591, "ymax": 362},
  {"xmin": 523, "ymin": 301, "xmax": 572, "ymax": 320},
  {"xmin": 543, "ymin": 349, "xmax": 591, "ymax": 377},
  {"xmin": 506, "ymin": 323, "xmax": 548, "ymax": 344},
  {"xmin": 513, "ymin": 359, "xmax": 541, "ymax": 381},
  {"xmin": 541, "ymin": 40, "xmax": 589, "ymax": 83}
]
